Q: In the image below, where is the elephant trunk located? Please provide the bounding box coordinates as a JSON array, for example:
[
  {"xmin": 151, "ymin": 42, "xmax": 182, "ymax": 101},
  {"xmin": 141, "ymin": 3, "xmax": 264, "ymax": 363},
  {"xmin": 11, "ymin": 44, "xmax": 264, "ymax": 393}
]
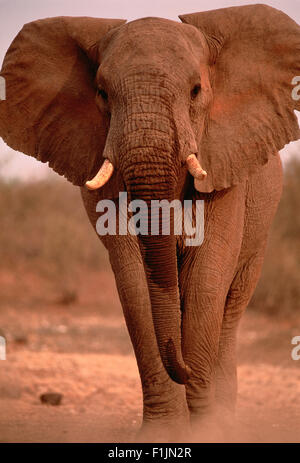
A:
[
  {"xmin": 137, "ymin": 210, "xmax": 191, "ymax": 384},
  {"xmin": 120, "ymin": 123, "xmax": 190, "ymax": 384}
]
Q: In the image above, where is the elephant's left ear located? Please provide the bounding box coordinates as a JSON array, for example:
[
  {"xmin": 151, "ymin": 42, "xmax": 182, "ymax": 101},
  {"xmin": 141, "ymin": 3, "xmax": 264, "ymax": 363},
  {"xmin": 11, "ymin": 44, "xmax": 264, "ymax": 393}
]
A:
[{"xmin": 179, "ymin": 5, "xmax": 300, "ymax": 192}]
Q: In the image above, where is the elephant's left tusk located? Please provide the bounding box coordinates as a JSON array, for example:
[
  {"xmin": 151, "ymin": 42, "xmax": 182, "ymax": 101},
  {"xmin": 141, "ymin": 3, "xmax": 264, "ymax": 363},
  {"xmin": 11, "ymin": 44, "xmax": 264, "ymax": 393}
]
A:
[
  {"xmin": 85, "ymin": 159, "xmax": 114, "ymax": 190},
  {"xmin": 186, "ymin": 154, "xmax": 207, "ymax": 180}
]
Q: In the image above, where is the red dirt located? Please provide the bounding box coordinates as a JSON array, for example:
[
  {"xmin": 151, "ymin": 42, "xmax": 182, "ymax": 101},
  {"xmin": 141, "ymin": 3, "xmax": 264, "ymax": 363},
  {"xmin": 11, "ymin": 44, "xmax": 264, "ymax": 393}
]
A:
[{"xmin": 0, "ymin": 269, "xmax": 300, "ymax": 443}]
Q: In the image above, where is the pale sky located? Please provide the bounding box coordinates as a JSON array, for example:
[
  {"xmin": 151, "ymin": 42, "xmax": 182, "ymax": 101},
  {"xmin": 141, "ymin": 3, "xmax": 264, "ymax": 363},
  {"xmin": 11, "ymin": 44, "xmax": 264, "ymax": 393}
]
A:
[{"xmin": 0, "ymin": 0, "xmax": 299, "ymax": 180}]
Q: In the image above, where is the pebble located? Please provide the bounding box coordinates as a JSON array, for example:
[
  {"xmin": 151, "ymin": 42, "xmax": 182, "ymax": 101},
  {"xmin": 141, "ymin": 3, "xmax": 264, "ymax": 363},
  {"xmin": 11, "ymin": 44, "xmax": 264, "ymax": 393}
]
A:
[{"xmin": 40, "ymin": 392, "xmax": 63, "ymax": 406}]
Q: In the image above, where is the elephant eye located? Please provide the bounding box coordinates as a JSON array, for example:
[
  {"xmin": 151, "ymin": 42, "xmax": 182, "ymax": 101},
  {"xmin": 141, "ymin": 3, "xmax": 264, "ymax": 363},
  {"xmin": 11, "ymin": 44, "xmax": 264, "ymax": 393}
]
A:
[
  {"xmin": 191, "ymin": 84, "xmax": 201, "ymax": 99},
  {"xmin": 97, "ymin": 87, "xmax": 108, "ymax": 101}
]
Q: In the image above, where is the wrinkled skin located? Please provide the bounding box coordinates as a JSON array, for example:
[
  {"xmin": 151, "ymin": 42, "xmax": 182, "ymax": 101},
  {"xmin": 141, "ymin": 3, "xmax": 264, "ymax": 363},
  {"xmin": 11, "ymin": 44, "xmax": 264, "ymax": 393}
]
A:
[
  {"xmin": 0, "ymin": 5, "xmax": 299, "ymax": 442},
  {"xmin": 81, "ymin": 156, "xmax": 283, "ymax": 441}
]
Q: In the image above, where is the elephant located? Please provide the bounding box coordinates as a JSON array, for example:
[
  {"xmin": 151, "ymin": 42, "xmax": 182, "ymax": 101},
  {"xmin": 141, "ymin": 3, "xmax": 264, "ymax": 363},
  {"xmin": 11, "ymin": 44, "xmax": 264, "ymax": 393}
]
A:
[{"xmin": 0, "ymin": 4, "xmax": 300, "ymax": 442}]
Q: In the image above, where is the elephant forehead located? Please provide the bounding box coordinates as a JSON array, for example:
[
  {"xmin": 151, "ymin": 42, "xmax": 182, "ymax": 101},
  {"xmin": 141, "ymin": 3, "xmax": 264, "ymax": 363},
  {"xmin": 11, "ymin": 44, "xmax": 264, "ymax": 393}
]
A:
[{"xmin": 102, "ymin": 17, "xmax": 205, "ymax": 74}]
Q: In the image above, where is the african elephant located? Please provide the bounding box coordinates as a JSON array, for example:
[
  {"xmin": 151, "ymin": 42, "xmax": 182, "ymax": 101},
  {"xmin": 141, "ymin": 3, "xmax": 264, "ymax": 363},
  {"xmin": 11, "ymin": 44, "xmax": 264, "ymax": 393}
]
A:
[{"xmin": 0, "ymin": 4, "xmax": 299, "ymax": 442}]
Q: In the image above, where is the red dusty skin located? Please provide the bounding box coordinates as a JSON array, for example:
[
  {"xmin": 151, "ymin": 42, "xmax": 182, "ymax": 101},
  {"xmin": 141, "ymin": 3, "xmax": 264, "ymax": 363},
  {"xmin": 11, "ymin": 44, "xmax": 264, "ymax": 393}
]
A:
[
  {"xmin": 131, "ymin": 192, "xmax": 191, "ymax": 385},
  {"xmin": 114, "ymin": 87, "xmax": 191, "ymax": 384}
]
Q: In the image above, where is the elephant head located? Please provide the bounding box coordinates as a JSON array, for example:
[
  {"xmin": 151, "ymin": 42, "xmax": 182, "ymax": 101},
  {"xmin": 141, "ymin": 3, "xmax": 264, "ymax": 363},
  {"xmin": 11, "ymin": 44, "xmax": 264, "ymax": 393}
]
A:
[{"xmin": 0, "ymin": 5, "xmax": 299, "ymax": 384}]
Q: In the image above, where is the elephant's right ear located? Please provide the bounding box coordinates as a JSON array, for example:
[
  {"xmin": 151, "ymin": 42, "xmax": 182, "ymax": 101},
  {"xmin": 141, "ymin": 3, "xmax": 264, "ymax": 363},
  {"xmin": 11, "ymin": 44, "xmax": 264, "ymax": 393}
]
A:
[{"xmin": 0, "ymin": 17, "xmax": 126, "ymax": 186}]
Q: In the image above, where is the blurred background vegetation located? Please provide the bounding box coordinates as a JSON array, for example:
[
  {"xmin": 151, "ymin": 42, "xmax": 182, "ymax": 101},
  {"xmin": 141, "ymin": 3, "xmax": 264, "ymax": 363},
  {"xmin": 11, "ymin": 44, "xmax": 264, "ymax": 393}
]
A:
[
  {"xmin": 0, "ymin": 158, "xmax": 110, "ymax": 305},
  {"xmin": 250, "ymin": 159, "xmax": 300, "ymax": 316},
  {"xmin": 0, "ymin": 157, "xmax": 299, "ymax": 315}
]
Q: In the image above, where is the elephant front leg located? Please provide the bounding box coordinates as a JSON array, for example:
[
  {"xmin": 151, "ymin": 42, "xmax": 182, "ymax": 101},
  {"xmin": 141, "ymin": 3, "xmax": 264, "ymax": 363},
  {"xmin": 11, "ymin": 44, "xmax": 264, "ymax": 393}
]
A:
[
  {"xmin": 107, "ymin": 235, "xmax": 189, "ymax": 442},
  {"xmin": 179, "ymin": 184, "xmax": 246, "ymax": 440},
  {"xmin": 215, "ymin": 252, "xmax": 266, "ymax": 431},
  {"xmin": 181, "ymin": 289, "xmax": 225, "ymax": 437}
]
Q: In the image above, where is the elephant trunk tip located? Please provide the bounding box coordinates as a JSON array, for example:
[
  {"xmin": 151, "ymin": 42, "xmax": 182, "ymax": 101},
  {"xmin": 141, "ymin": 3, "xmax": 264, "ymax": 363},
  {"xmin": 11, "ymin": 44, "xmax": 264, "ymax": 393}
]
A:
[{"xmin": 165, "ymin": 338, "xmax": 191, "ymax": 385}]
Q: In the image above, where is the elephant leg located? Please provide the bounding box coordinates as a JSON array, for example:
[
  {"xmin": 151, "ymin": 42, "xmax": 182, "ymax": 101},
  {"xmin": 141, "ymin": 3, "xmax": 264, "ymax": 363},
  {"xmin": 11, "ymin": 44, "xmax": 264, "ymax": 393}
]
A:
[
  {"xmin": 181, "ymin": 279, "xmax": 226, "ymax": 423},
  {"xmin": 80, "ymin": 190, "xmax": 189, "ymax": 441},
  {"xmin": 179, "ymin": 187, "xmax": 246, "ymax": 427},
  {"xmin": 180, "ymin": 266, "xmax": 230, "ymax": 442},
  {"xmin": 106, "ymin": 234, "xmax": 189, "ymax": 440},
  {"xmin": 215, "ymin": 154, "xmax": 283, "ymax": 423},
  {"xmin": 178, "ymin": 188, "xmax": 248, "ymax": 441},
  {"xmin": 215, "ymin": 251, "xmax": 265, "ymax": 420}
]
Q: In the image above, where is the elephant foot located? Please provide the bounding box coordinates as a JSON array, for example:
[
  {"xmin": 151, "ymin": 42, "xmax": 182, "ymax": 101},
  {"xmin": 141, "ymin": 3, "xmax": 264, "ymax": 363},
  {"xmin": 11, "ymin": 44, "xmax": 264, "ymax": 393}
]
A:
[
  {"xmin": 214, "ymin": 405, "xmax": 238, "ymax": 442},
  {"xmin": 190, "ymin": 406, "xmax": 237, "ymax": 442},
  {"xmin": 135, "ymin": 418, "xmax": 191, "ymax": 443},
  {"xmin": 190, "ymin": 412, "xmax": 226, "ymax": 443}
]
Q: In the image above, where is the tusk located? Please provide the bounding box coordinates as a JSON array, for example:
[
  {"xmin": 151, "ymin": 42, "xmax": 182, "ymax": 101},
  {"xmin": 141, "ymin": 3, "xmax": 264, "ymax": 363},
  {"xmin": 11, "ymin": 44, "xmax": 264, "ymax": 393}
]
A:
[
  {"xmin": 85, "ymin": 159, "xmax": 114, "ymax": 190},
  {"xmin": 186, "ymin": 154, "xmax": 207, "ymax": 180}
]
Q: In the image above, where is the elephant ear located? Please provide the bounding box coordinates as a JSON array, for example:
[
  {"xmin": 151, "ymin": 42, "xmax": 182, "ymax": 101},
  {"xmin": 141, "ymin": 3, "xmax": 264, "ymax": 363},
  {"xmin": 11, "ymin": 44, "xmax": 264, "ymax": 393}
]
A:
[
  {"xmin": 179, "ymin": 5, "xmax": 300, "ymax": 192},
  {"xmin": 0, "ymin": 16, "xmax": 126, "ymax": 193}
]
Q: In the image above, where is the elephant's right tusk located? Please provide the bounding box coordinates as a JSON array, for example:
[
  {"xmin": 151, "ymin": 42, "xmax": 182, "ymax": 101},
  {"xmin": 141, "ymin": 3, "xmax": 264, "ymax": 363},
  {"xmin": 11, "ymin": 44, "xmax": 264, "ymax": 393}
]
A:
[
  {"xmin": 85, "ymin": 159, "xmax": 114, "ymax": 190},
  {"xmin": 186, "ymin": 154, "xmax": 207, "ymax": 180}
]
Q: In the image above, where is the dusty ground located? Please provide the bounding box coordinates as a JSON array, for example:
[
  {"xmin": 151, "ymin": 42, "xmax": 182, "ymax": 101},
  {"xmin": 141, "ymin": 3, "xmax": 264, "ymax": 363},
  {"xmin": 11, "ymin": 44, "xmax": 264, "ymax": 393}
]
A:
[{"xmin": 0, "ymin": 268, "xmax": 300, "ymax": 443}]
